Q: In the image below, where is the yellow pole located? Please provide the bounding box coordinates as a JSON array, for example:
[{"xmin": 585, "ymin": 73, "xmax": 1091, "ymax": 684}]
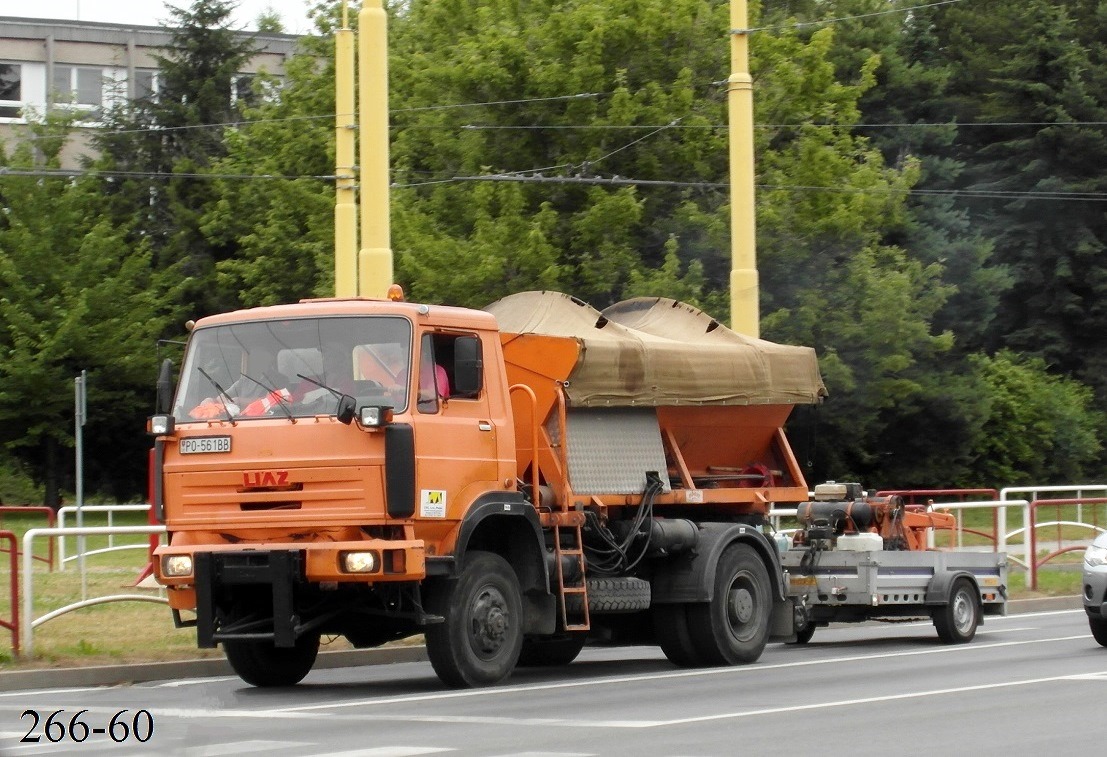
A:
[
  {"xmin": 728, "ymin": 0, "xmax": 760, "ymax": 337},
  {"xmin": 334, "ymin": 2, "xmax": 357, "ymax": 297},
  {"xmin": 358, "ymin": 0, "xmax": 393, "ymax": 299}
]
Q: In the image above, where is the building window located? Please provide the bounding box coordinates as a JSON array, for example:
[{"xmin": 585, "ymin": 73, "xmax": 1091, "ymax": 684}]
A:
[
  {"xmin": 134, "ymin": 69, "xmax": 158, "ymax": 101},
  {"xmin": 0, "ymin": 63, "xmax": 22, "ymax": 119},
  {"xmin": 52, "ymin": 65, "xmax": 104, "ymax": 117},
  {"xmin": 232, "ymin": 73, "xmax": 257, "ymax": 108}
]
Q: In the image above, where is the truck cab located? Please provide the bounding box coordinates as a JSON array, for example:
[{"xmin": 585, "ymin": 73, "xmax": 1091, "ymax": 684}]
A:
[{"xmin": 152, "ymin": 297, "xmax": 534, "ymax": 686}]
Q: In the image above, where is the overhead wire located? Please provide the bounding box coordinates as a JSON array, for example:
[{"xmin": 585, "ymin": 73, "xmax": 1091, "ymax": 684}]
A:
[{"xmin": 734, "ymin": 0, "xmax": 969, "ymax": 34}]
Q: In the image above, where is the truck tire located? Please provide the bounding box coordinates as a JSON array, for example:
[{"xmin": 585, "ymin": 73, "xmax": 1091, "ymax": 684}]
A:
[
  {"xmin": 517, "ymin": 633, "xmax": 587, "ymax": 667},
  {"xmin": 424, "ymin": 551, "xmax": 523, "ymax": 688},
  {"xmin": 653, "ymin": 602, "xmax": 704, "ymax": 667},
  {"xmin": 687, "ymin": 543, "xmax": 772, "ymax": 665},
  {"xmin": 1090, "ymin": 617, "xmax": 1107, "ymax": 647},
  {"xmin": 933, "ymin": 577, "xmax": 979, "ymax": 644},
  {"xmin": 223, "ymin": 633, "xmax": 320, "ymax": 687}
]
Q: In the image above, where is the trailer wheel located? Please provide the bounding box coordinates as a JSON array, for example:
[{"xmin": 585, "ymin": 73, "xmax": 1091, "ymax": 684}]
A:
[
  {"xmin": 424, "ymin": 551, "xmax": 523, "ymax": 687},
  {"xmin": 653, "ymin": 603, "xmax": 704, "ymax": 667},
  {"xmin": 1089, "ymin": 617, "xmax": 1107, "ymax": 647},
  {"xmin": 517, "ymin": 633, "xmax": 587, "ymax": 667},
  {"xmin": 687, "ymin": 543, "xmax": 772, "ymax": 665},
  {"xmin": 223, "ymin": 633, "xmax": 320, "ymax": 687},
  {"xmin": 789, "ymin": 622, "xmax": 816, "ymax": 645},
  {"xmin": 934, "ymin": 577, "xmax": 979, "ymax": 644}
]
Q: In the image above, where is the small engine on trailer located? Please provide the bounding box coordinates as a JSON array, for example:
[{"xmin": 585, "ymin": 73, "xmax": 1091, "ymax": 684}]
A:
[
  {"xmin": 791, "ymin": 481, "xmax": 956, "ymax": 552},
  {"xmin": 779, "ymin": 482, "xmax": 1008, "ymax": 646}
]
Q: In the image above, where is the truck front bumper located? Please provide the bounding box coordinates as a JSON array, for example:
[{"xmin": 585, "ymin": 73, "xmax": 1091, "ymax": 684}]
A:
[
  {"xmin": 154, "ymin": 538, "xmax": 425, "ymax": 610},
  {"xmin": 154, "ymin": 541, "xmax": 427, "ymax": 648}
]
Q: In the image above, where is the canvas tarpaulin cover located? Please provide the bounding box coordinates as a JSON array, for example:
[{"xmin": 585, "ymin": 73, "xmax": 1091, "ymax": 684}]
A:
[{"xmin": 485, "ymin": 291, "xmax": 826, "ymax": 407}]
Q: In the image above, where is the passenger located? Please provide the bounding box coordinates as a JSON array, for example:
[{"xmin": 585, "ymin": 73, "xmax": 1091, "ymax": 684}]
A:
[{"xmin": 420, "ymin": 362, "xmax": 451, "ymax": 401}]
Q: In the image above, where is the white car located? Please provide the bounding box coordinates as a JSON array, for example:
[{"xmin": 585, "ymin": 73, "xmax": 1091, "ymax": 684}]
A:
[{"xmin": 1083, "ymin": 532, "xmax": 1107, "ymax": 646}]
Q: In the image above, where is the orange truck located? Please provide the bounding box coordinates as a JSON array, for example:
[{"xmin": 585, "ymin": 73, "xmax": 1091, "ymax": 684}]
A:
[{"xmin": 149, "ymin": 288, "xmax": 1002, "ymax": 689}]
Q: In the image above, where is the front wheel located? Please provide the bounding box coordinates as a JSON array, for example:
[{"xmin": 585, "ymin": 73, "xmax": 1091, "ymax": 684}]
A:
[
  {"xmin": 425, "ymin": 551, "xmax": 523, "ymax": 688},
  {"xmin": 223, "ymin": 633, "xmax": 320, "ymax": 687},
  {"xmin": 687, "ymin": 543, "xmax": 773, "ymax": 665},
  {"xmin": 1089, "ymin": 616, "xmax": 1107, "ymax": 647},
  {"xmin": 933, "ymin": 577, "xmax": 979, "ymax": 644}
]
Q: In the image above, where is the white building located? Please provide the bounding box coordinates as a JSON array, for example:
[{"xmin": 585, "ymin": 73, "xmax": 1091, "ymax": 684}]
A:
[{"xmin": 0, "ymin": 16, "xmax": 300, "ymax": 167}]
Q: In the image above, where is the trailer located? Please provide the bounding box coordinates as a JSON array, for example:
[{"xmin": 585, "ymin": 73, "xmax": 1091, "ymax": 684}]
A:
[{"xmin": 778, "ymin": 482, "xmax": 1008, "ymax": 644}]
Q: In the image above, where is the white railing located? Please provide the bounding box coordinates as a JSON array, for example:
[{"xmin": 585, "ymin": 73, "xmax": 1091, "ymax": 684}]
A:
[
  {"xmin": 21, "ymin": 525, "xmax": 167, "ymax": 657},
  {"xmin": 57, "ymin": 503, "xmax": 154, "ymax": 569},
  {"xmin": 1001, "ymin": 485, "xmax": 1107, "ymax": 586}
]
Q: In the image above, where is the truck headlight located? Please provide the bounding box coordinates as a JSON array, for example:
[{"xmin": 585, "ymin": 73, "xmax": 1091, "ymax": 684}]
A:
[
  {"xmin": 161, "ymin": 554, "xmax": 193, "ymax": 577},
  {"xmin": 148, "ymin": 415, "xmax": 175, "ymax": 435},
  {"xmin": 1085, "ymin": 544, "xmax": 1107, "ymax": 567},
  {"xmin": 358, "ymin": 406, "xmax": 392, "ymax": 428},
  {"xmin": 342, "ymin": 551, "xmax": 379, "ymax": 573}
]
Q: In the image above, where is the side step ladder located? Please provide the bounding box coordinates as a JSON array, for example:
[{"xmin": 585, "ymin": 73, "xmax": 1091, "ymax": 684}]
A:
[{"xmin": 553, "ymin": 523, "xmax": 590, "ymax": 632}]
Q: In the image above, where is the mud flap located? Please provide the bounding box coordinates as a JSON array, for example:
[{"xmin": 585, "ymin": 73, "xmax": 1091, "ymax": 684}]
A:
[{"xmin": 769, "ymin": 597, "xmax": 798, "ymax": 642}]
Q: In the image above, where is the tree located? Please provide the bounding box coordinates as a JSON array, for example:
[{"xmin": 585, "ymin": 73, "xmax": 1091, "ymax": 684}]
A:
[
  {"xmin": 0, "ymin": 125, "xmax": 169, "ymax": 505},
  {"xmin": 912, "ymin": 0, "xmax": 1107, "ymax": 398},
  {"xmin": 969, "ymin": 351, "xmax": 1104, "ymax": 486},
  {"xmin": 91, "ymin": 0, "xmax": 260, "ymax": 316}
]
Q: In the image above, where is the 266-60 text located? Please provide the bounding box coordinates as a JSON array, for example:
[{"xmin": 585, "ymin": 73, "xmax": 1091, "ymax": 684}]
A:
[{"xmin": 20, "ymin": 709, "xmax": 154, "ymax": 743}]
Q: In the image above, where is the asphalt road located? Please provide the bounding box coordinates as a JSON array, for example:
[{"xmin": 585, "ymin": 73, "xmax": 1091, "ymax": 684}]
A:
[{"xmin": 0, "ymin": 605, "xmax": 1101, "ymax": 756}]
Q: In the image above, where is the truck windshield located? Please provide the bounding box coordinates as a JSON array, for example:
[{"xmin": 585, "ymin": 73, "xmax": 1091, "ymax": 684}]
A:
[{"xmin": 173, "ymin": 316, "xmax": 412, "ymax": 420}]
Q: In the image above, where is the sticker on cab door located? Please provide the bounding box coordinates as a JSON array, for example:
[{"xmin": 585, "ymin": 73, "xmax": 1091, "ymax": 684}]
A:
[{"xmin": 420, "ymin": 489, "xmax": 447, "ymax": 518}]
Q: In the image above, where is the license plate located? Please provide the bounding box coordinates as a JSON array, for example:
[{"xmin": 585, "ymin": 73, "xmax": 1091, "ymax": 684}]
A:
[{"xmin": 179, "ymin": 436, "xmax": 231, "ymax": 454}]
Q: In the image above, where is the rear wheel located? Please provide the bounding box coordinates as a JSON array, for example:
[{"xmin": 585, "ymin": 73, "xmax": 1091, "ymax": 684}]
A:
[
  {"xmin": 934, "ymin": 577, "xmax": 979, "ymax": 644},
  {"xmin": 687, "ymin": 543, "xmax": 773, "ymax": 665},
  {"xmin": 223, "ymin": 633, "xmax": 320, "ymax": 687},
  {"xmin": 653, "ymin": 602, "xmax": 703, "ymax": 667},
  {"xmin": 425, "ymin": 551, "xmax": 523, "ymax": 688},
  {"xmin": 1089, "ymin": 616, "xmax": 1107, "ymax": 647},
  {"xmin": 517, "ymin": 633, "xmax": 587, "ymax": 667}
]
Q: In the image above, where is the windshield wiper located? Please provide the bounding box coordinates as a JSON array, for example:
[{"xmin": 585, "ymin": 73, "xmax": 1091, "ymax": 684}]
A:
[
  {"xmin": 196, "ymin": 367, "xmax": 236, "ymax": 423},
  {"xmin": 239, "ymin": 373, "xmax": 295, "ymax": 420},
  {"xmin": 295, "ymin": 373, "xmax": 349, "ymax": 399},
  {"xmin": 295, "ymin": 374, "xmax": 358, "ymax": 425}
]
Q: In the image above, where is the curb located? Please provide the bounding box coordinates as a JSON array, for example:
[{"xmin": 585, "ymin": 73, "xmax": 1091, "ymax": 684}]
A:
[
  {"xmin": 0, "ymin": 596, "xmax": 1084, "ymax": 692},
  {"xmin": 0, "ymin": 645, "xmax": 429, "ymax": 693}
]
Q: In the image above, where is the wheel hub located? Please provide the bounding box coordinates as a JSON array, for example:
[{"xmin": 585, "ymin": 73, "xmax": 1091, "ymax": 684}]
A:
[
  {"xmin": 728, "ymin": 585, "xmax": 754, "ymax": 625},
  {"xmin": 470, "ymin": 589, "xmax": 509, "ymax": 655}
]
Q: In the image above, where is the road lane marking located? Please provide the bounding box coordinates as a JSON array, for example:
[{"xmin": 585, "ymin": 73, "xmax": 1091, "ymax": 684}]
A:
[
  {"xmin": 311, "ymin": 749, "xmax": 453, "ymax": 756},
  {"xmin": 651, "ymin": 670, "xmax": 1107, "ymax": 726},
  {"xmin": 0, "ymin": 634, "xmax": 1091, "ymax": 725},
  {"xmin": 181, "ymin": 740, "xmax": 310, "ymax": 755},
  {"xmin": 274, "ymin": 633, "xmax": 1092, "ymax": 713}
]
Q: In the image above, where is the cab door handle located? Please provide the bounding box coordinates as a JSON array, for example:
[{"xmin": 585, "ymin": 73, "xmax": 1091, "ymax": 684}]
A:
[{"xmin": 478, "ymin": 421, "xmax": 492, "ymax": 431}]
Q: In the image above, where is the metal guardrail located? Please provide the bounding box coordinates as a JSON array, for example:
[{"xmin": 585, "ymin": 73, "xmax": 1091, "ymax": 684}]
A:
[
  {"xmin": 0, "ymin": 507, "xmax": 56, "ymax": 570},
  {"xmin": 57, "ymin": 504, "xmax": 154, "ymax": 569},
  {"xmin": 20, "ymin": 526, "xmax": 167, "ymax": 657},
  {"xmin": 0, "ymin": 531, "xmax": 18, "ymax": 656}
]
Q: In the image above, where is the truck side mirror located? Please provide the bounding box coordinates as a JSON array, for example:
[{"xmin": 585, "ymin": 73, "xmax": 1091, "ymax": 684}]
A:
[
  {"xmin": 336, "ymin": 394, "xmax": 357, "ymax": 425},
  {"xmin": 453, "ymin": 336, "xmax": 483, "ymax": 397},
  {"xmin": 156, "ymin": 358, "xmax": 175, "ymax": 414}
]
